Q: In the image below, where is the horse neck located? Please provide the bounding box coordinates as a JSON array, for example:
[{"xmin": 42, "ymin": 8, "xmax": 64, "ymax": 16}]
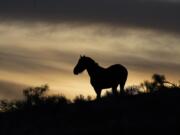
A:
[{"xmin": 86, "ymin": 63, "xmax": 103, "ymax": 78}]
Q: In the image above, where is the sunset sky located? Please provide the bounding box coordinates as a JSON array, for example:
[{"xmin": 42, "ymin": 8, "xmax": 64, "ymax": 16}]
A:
[{"xmin": 0, "ymin": 0, "xmax": 180, "ymax": 100}]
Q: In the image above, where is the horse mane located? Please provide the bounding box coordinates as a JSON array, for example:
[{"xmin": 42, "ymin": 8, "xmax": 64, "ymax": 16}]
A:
[{"xmin": 84, "ymin": 56, "xmax": 99, "ymax": 67}]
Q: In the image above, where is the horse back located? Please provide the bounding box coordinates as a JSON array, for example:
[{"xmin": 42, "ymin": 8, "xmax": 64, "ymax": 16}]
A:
[
  {"xmin": 96, "ymin": 64, "xmax": 128, "ymax": 81},
  {"xmin": 91, "ymin": 64, "xmax": 128, "ymax": 88},
  {"xmin": 107, "ymin": 64, "xmax": 127, "ymax": 74}
]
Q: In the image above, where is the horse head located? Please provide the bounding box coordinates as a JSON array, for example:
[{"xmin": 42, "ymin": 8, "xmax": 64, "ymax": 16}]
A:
[{"xmin": 73, "ymin": 55, "xmax": 87, "ymax": 75}]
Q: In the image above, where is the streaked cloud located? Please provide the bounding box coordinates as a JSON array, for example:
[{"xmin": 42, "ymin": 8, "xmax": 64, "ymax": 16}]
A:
[
  {"xmin": 0, "ymin": 0, "xmax": 180, "ymax": 33},
  {"xmin": 0, "ymin": 80, "xmax": 27, "ymax": 100},
  {"xmin": 0, "ymin": 0, "xmax": 179, "ymax": 99},
  {"xmin": 0, "ymin": 22, "xmax": 179, "ymax": 100}
]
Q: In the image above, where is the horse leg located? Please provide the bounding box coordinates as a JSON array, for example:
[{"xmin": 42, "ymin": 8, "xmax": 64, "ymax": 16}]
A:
[
  {"xmin": 94, "ymin": 88, "xmax": 101, "ymax": 100},
  {"xmin": 112, "ymin": 85, "xmax": 118, "ymax": 96},
  {"xmin": 120, "ymin": 71, "xmax": 128, "ymax": 95},
  {"xmin": 120, "ymin": 80, "xmax": 126, "ymax": 95}
]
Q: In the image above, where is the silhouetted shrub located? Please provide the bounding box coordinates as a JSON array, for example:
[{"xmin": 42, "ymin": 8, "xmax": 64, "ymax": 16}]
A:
[
  {"xmin": 73, "ymin": 95, "xmax": 87, "ymax": 104},
  {"xmin": 152, "ymin": 74, "xmax": 166, "ymax": 87},
  {"xmin": 0, "ymin": 100, "xmax": 25, "ymax": 112},
  {"xmin": 163, "ymin": 80, "xmax": 180, "ymax": 89},
  {"xmin": 87, "ymin": 95, "xmax": 92, "ymax": 101},
  {"xmin": 0, "ymin": 85, "xmax": 73, "ymax": 112},
  {"xmin": 141, "ymin": 74, "xmax": 167, "ymax": 93},
  {"xmin": 126, "ymin": 85, "xmax": 142, "ymax": 95},
  {"xmin": 23, "ymin": 84, "xmax": 49, "ymax": 106},
  {"xmin": 0, "ymin": 100, "xmax": 11, "ymax": 112},
  {"xmin": 42, "ymin": 95, "xmax": 71, "ymax": 105},
  {"xmin": 0, "ymin": 74, "xmax": 179, "ymax": 114}
]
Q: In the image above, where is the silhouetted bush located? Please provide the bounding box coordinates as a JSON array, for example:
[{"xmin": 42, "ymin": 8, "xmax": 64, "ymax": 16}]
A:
[
  {"xmin": 125, "ymin": 85, "xmax": 142, "ymax": 95},
  {"xmin": 140, "ymin": 73, "xmax": 179, "ymax": 93},
  {"xmin": 1, "ymin": 74, "xmax": 179, "ymax": 113},
  {"xmin": 23, "ymin": 84, "xmax": 49, "ymax": 106},
  {"xmin": 0, "ymin": 100, "xmax": 11, "ymax": 112},
  {"xmin": 42, "ymin": 95, "xmax": 71, "ymax": 105},
  {"xmin": 0, "ymin": 85, "xmax": 71, "ymax": 112},
  {"xmin": 73, "ymin": 95, "xmax": 87, "ymax": 104},
  {"xmin": 152, "ymin": 74, "xmax": 166, "ymax": 87}
]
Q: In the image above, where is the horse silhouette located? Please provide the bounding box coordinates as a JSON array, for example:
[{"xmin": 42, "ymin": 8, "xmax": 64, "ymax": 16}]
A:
[{"xmin": 73, "ymin": 55, "xmax": 128, "ymax": 99}]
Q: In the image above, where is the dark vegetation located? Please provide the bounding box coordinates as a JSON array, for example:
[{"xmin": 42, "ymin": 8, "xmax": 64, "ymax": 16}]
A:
[{"xmin": 0, "ymin": 74, "xmax": 180, "ymax": 135}]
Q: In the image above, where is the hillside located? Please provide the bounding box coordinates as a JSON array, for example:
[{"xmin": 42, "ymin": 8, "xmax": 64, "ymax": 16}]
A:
[{"xmin": 0, "ymin": 87, "xmax": 180, "ymax": 135}]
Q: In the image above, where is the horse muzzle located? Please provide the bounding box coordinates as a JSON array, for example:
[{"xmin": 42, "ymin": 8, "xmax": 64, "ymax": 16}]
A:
[{"xmin": 73, "ymin": 69, "xmax": 79, "ymax": 75}]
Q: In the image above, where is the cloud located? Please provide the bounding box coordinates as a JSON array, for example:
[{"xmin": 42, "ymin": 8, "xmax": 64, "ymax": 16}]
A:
[
  {"xmin": 0, "ymin": 0, "xmax": 180, "ymax": 33},
  {"xmin": 0, "ymin": 80, "xmax": 27, "ymax": 100},
  {"xmin": 87, "ymin": 53, "xmax": 180, "ymax": 75},
  {"xmin": 0, "ymin": 45, "xmax": 76, "ymax": 74},
  {"xmin": 1, "ymin": 44, "xmax": 179, "ymax": 78},
  {"xmin": 0, "ymin": 22, "xmax": 179, "ymax": 76},
  {"xmin": 0, "ymin": 18, "xmax": 179, "ymax": 99}
]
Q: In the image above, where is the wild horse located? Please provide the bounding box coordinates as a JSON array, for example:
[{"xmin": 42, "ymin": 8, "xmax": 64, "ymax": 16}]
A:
[{"xmin": 73, "ymin": 56, "xmax": 128, "ymax": 99}]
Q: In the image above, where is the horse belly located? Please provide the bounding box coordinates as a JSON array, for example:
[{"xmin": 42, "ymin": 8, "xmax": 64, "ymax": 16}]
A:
[{"xmin": 91, "ymin": 78, "xmax": 118, "ymax": 89}]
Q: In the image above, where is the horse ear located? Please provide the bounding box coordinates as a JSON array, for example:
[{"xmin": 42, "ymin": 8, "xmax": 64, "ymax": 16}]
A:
[{"xmin": 80, "ymin": 55, "xmax": 82, "ymax": 58}]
